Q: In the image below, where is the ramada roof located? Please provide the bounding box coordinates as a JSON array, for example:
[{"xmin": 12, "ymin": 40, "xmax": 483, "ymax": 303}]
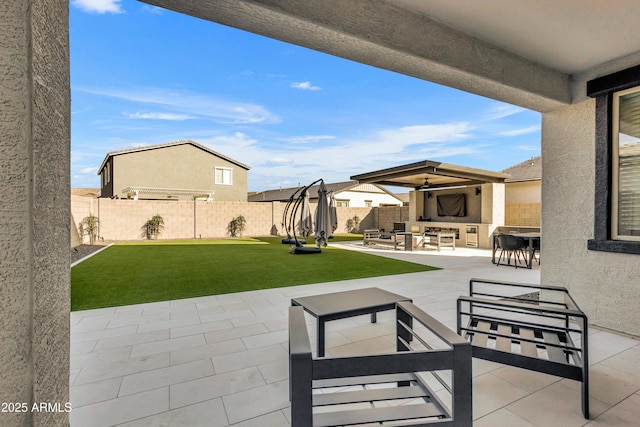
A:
[
  {"xmin": 97, "ymin": 140, "xmax": 251, "ymax": 174},
  {"xmin": 501, "ymin": 156, "xmax": 541, "ymax": 182}
]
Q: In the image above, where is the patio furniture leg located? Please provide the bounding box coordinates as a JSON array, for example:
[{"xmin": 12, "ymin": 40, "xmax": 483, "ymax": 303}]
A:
[{"xmin": 317, "ymin": 319, "xmax": 325, "ymax": 357}]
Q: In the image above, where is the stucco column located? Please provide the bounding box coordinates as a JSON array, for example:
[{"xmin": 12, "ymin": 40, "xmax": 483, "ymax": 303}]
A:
[
  {"xmin": 0, "ymin": 0, "xmax": 70, "ymax": 425},
  {"xmin": 480, "ymin": 183, "xmax": 505, "ymax": 227},
  {"xmin": 408, "ymin": 190, "xmax": 424, "ymax": 221}
]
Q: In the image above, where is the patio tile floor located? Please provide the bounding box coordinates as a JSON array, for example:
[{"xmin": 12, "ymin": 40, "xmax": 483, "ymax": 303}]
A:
[{"xmin": 70, "ymin": 244, "xmax": 640, "ymax": 426}]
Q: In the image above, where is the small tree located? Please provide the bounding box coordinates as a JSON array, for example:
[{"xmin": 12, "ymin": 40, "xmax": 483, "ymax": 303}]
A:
[
  {"xmin": 346, "ymin": 215, "xmax": 361, "ymax": 233},
  {"xmin": 227, "ymin": 215, "xmax": 247, "ymax": 237},
  {"xmin": 143, "ymin": 214, "xmax": 165, "ymax": 240},
  {"xmin": 79, "ymin": 214, "xmax": 100, "ymax": 245}
]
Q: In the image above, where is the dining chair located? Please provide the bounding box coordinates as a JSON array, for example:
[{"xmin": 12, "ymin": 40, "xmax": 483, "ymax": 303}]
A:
[{"xmin": 496, "ymin": 234, "xmax": 528, "ymax": 267}]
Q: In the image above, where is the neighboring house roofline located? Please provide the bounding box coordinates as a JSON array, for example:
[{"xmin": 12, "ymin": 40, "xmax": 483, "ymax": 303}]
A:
[
  {"xmin": 248, "ymin": 180, "xmax": 402, "ymax": 203},
  {"xmin": 97, "ymin": 140, "xmax": 251, "ymax": 174},
  {"xmin": 501, "ymin": 155, "xmax": 542, "ymax": 183}
]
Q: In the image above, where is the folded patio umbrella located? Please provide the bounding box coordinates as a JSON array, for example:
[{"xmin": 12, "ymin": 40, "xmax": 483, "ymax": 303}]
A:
[
  {"xmin": 329, "ymin": 190, "xmax": 338, "ymax": 237},
  {"xmin": 314, "ymin": 181, "xmax": 331, "ymax": 248}
]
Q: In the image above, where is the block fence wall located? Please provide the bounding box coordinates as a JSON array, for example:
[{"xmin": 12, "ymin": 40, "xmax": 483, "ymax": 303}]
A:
[
  {"xmin": 71, "ymin": 196, "xmax": 409, "ymax": 245},
  {"xmin": 71, "ymin": 196, "xmax": 541, "ymax": 243},
  {"xmin": 505, "ymin": 203, "xmax": 541, "ymax": 226}
]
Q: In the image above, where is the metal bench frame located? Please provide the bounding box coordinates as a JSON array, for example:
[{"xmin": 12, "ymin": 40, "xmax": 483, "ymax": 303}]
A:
[
  {"xmin": 289, "ymin": 301, "xmax": 472, "ymax": 427},
  {"xmin": 456, "ymin": 278, "xmax": 589, "ymax": 419},
  {"xmin": 363, "ymin": 229, "xmax": 403, "ymax": 250}
]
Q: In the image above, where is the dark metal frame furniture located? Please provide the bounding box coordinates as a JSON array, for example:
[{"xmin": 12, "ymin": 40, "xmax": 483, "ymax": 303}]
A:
[
  {"xmin": 456, "ymin": 278, "xmax": 589, "ymax": 419},
  {"xmin": 291, "ymin": 287, "xmax": 411, "ymax": 357},
  {"xmin": 492, "ymin": 232, "xmax": 541, "ymax": 269},
  {"xmin": 495, "ymin": 234, "xmax": 528, "ymax": 267},
  {"xmin": 289, "ymin": 302, "xmax": 473, "ymax": 427}
]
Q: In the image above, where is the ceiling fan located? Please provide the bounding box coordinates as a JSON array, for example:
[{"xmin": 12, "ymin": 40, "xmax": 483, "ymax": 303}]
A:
[{"xmin": 418, "ymin": 178, "xmax": 431, "ymax": 190}]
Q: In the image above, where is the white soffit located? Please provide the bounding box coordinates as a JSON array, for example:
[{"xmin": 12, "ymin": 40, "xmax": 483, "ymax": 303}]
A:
[{"xmin": 391, "ymin": 0, "xmax": 640, "ymax": 75}]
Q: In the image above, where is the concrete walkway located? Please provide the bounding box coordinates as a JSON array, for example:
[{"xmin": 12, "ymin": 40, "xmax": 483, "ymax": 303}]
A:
[{"xmin": 70, "ymin": 244, "xmax": 640, "ymax": 426}]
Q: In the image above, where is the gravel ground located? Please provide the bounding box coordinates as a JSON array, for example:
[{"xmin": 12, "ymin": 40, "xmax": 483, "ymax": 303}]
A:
[{"xmin": 71, "ymin": 244, "xmax": 108, "ymax": 264}]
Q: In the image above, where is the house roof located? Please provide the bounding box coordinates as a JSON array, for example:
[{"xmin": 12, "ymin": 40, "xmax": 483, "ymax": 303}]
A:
[
  {"xmin": 97, "ymin": 140, "xmax": 251, "ymax": 174},
  {"xmin": 351, "ymin": 160, "xmax": 510, "ymax": 190},
  {"xmin": 71, "ymin": 188, "xmax": 100, "ymax": 197},
  {"xmin": 501, "ymin": 156, "xmax": 542, "ymax": 182},
  {"xmin": 248, "ymin": 181, "xmax": 400, "ymax": 202}
]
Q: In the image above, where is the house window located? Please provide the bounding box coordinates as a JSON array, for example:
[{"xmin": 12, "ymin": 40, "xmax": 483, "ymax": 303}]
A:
[
  {"xmin": 336, "ymin": 200, "xmax": 349, "ymax": 207},
  {"xmin": 587, "ymin": 64, "xmax": 640, "ymax": 254},
  {"xmin": 365, "ymin": 200, "xmax": 372, "ymax": 207},
  {"xmin": 612, "ymin": 87, "xmax": 640, "ymax": 241},
  {"xmin": 215, "ymin": 167, "xmax": 232, "ymax": 185},
  {"xmin": 102, "ymin": 162, "xmax": 110, "ymax": 186}
]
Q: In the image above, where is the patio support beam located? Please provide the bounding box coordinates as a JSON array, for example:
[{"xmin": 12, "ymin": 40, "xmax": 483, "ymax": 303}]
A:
[
  {"xmin": 0, "ymin": 0, "xmax": 70, "ymax": 425},
  {"xmin": 139, "ymin": 0, "xmax": 571, "ymax": 112}
]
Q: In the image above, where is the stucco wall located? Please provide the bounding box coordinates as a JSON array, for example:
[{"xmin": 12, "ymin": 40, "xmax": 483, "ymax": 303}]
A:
[
  {"xmin": 421, "ymin": 187, "xmax": 482, "ymax": 223},
  {"xmin": 0, "ymin": 0, "xmax": 70, "ymax": 425},
  {"xmin": 505, "ymin": 180, "xmax": 541, "ymax": 204},
  {"xmin": 111, "ymin": 144, "xmax": 248, "ymax": 201},
  {"xmin": 505, "ymin": 181, "xmax": 541, "ymax": 226},
  {"xmin": 542, "ymin": 100, "xmax": 640, "ymax": 336}
]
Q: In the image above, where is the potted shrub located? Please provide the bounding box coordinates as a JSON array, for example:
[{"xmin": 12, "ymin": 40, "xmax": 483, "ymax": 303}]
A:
[
  {"xmin": 346, "ymin": 215, "xmax": 361, "ymax": 233},
  {"xmin": 227, "ymin": 215, "xmax": 247, "ymax": 237},
  {"xmin": 79, "ymin": 213, "xmax": 100, "ymax": 245},
  {"xmin": 143, "ymin": 214, "xmax": 165, "ymax": 240}
]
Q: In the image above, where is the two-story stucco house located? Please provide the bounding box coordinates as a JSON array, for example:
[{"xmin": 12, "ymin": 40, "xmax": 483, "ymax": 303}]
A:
[{"xmin": 97, "ymin": 140, "xmax": 250, "ymax": 201}]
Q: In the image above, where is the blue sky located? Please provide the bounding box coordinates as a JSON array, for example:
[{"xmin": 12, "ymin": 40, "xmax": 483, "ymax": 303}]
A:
[{"xmin": 70, "ymin": 0, "xmax": 541, "ymax": 192}]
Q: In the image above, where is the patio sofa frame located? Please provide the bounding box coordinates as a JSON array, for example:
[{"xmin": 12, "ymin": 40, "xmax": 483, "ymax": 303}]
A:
[
  {"xmin": 289, "ymin": 301, "xmax": 472, "ymax": 427},
  {"xmin": 456, "ymin": 278, "xmax": 589, "ymax": 419},
  {"xmin": 363, "ymin": 228, "xmax": 403, "ymax": 250}
]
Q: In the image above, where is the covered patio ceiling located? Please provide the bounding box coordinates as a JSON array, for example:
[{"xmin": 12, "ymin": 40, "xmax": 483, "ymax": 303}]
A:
[{"xmin": 350, "ymin": 160, "xmax": 510, "ymax": 190}]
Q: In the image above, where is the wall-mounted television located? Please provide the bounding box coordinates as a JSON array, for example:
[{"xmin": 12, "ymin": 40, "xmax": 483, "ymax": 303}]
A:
[{"xmin": 437, "ymin": 193, "xmax": 466, "ymax": 217}]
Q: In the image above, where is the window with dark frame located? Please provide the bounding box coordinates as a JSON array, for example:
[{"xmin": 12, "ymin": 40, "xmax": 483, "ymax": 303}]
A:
[
  {"xmin": 587, "ymin": 64, "xmax": 640, "ymax": 254},
  {"xmin": 612, "ymin": 87, "xmax": 640, "ymax": 240}
]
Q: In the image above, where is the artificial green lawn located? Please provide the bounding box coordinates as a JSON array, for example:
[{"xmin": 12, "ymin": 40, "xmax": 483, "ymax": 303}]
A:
[{"xmin": 71, "ymin": 236, "xmax": 438, "ymax": 311}]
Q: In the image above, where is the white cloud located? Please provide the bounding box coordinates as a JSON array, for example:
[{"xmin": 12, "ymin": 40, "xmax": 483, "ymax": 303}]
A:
[
  {"xmin": 484, "ymin": 104, "xmax": 526, "ymax": 120},
  {"xmin": 291, "ymin": 81, "xmax": 321, "ymax": 91},
  {"xmin": 267, "ymin": 157, "xmax": 294, "ymax": 165},
  {"xmin": 80, "ymin": 86, "xmax": 281, "ymax": 124},
  {"xmin": 141, "ymin": 5, "xmax": 163, "ymax": 14},
  {"xmin": 72, "ymin": 0, "xmax": 123, "ymax": 14},
  {"xmin": 284, "ymin": 135, "xmax": 335, "ymax": 144},
  {"xmin": 497, "ymin": 125, "xmax": 541, "ymax": 136},
  {"xmin": 80, "ymin": 167, "xmax": 97, "ymax": 174},
  {"xmin": 377, "ymin": 124, "xmax": 473, "ymax": 146},
  {"xmin": 238, "ymin": 121, "xmax": 480, "ymax": 190},
  {"xmin": 125, "ymin": 112, "xmax": 195, "ymax": 121}
]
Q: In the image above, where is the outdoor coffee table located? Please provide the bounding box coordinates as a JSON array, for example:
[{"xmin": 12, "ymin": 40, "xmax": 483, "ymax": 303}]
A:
[{"xmin": 291, "ymin": 287, "xmax": 411, "ymax": 357}]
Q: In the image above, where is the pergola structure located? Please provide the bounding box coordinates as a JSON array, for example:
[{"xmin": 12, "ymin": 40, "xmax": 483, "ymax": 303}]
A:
[
  {"xmin": 351, "ymin": 160, "xmax": 510, "ymax": 191},
  {"xmin": 121, "ymin": 186, "xmax": 215, "ymax": 201}
]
